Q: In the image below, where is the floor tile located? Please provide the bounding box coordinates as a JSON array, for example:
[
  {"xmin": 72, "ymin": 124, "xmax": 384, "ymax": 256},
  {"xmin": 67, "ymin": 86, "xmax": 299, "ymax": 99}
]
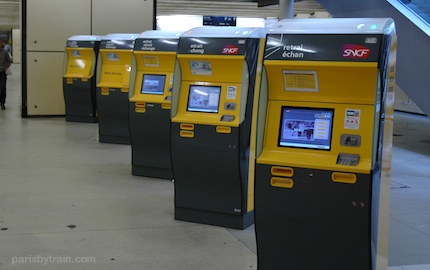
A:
[
  {"xmin": 0, "ymin": 226, "xmax": 257, "ymax": 270},
  {"xmin": 388, "ymin": 219, "xmax": 430, "ymax": 266}
]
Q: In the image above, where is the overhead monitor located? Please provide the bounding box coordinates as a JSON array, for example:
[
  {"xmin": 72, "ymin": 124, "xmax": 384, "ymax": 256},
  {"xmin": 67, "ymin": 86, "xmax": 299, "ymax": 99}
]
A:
[
  {"xmin": 203, "ymin": 16, "xmax": 237, "ymax": 26},
  {"xmin": 187, "ymin": 85, "xmax": 221, "ymax": 113},
  {"xmin": 278, "ymin": 106, "xmax": 334, "ymax": 150},
  {"xmin": 141, "ymin": 74, "xmax": 166, "ymax": 95}
]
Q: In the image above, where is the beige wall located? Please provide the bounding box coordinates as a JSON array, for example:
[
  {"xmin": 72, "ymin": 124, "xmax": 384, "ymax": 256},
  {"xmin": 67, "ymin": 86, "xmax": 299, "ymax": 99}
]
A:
[
  {"xmin": 24, "ymin": 0, "xmax": 154, "ymax": 116},
  {"xmin": 27, "ymin": 0, "xmax": 92, "ymax": 52},
  {"xmin": 92, "ymin": 0, "xmax": 154, "ymax": 35}
]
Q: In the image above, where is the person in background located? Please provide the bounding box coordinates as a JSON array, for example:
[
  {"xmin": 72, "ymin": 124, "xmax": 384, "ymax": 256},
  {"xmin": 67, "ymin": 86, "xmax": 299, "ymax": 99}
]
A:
[
  {"xmin": 0, "ymin": 39, "xmax": 11, "ymax": 110},
  {"xmin": 4, "ymin": 42, "xmax": 11, "ymax": 55}
]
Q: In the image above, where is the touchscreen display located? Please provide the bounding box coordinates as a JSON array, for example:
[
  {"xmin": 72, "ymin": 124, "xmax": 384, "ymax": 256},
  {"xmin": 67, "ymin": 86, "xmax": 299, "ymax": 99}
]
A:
[
  {"xmin": 187, "ymin": 85, "xmax": 221, "ymax": 113},
  {"xmin": 279, "ymin": 107, "xmax": 334, "ymax": 150},
  {"xmin": 141, "ymin": 74, "xmax": 166, "ymax": 95}
]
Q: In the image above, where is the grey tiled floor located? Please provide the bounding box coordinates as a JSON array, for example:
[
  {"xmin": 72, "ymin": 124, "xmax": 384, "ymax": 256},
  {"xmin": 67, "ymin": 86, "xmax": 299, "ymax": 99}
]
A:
[
  {"xmin": 388, "ymin": 111, "xmax": 430, "ymax": 269},
  {"xmin": 1, "ymin": 64, "xmax": 430, "ymax": 269}
]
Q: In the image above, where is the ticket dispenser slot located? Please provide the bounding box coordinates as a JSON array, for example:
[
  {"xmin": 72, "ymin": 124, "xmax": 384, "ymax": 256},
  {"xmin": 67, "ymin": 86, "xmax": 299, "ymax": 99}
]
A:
[
  {"xmin": 253, "ymin": 18, "xmax": 396, "ymax": 270},
  {"xmin": 171, "ymin": 26, "xmax": 266, "ymax": 229},
  {"xmin": 128, "ymin": 30, "xmax": 181, "ymax": 179},
  {"xmin": 96, "ymin": 33, "xmax": 138, "ymax": 145},
  {"xmin": 220, "ymin": 115, "xmax": 235, "ymax": 122},
  {"xmin": 336, "ymin": 153, "xmax": 360, "ymax": 166},
  {"xmin": 63, "ymin": 35, "xmax": 101, "ymax": 123}
]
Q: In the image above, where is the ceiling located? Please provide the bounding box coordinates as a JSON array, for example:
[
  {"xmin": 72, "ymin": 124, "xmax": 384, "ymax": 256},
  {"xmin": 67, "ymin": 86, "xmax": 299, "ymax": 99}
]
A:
[
  {"xmin": 157, "ymin": 0, "xmax": 326, "ymax": 18},
  {"xmin": 0, "ymin": 0, "xmax": 326, "ymax": 32}
]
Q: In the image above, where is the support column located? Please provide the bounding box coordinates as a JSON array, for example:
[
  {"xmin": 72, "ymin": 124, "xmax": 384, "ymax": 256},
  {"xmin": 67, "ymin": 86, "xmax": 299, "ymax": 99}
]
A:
[{"xmin": 279, "ymin": 0, "xmax": 294, "ymax": 19}]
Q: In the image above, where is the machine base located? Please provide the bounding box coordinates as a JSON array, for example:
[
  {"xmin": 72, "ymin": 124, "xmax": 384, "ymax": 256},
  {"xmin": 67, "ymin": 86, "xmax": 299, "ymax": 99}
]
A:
[
  {"xmin": 65, "ymin": 115, "xmax": 98, "ymax": 123},
  {"xmin": 99, "ymin": 135, "xmax": 130, "ymax": 145},
  {"xmin": 132, "ymin": 165, "xmax": 173, "ymax": 180},
  {"xmin": 175, "ymin": 207, "xmax": 254, "ymax": 230},
  {"xmin": 255, "ymin": 163, "xmax": 375, "ymax": 270}
]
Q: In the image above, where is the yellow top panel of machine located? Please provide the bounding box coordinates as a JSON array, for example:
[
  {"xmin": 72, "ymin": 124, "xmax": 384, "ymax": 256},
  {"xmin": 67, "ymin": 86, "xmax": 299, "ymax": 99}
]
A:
[
  {"xmin": 64, "ymin": 47, "xmax": 95, "ymax": 79},
  {"xmin": 130, "ymin": 52, "xmax": 177, "ymax": 104},
  {"xmin": 97, "ymin": 34, "xmax": 137, "ymax": 89},
  {"xmin": 172, "ymin": 27, "xmax": 265, "ymax": 126},
  {"xmin": 97, "ymin": 49, "xmax": 133, "ymax": 89},
  {"xmin": 64, "ymin": 35, "xmax": 101, "ymax": 79},
  {"xmin": 130, "ymin": 31, "xmax": 181, "ymax": 104}
]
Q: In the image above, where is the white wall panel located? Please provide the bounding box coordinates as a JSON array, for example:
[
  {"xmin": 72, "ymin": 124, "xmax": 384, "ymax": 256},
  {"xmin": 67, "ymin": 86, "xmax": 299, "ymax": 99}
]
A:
[
  {"xmin": 11, "ymin": 45, "xmax": 20, "ymax": 63},
  {"xmin": 26, "ymin": 0, "xmax": 91, "ymax": 51},
  {"xmin": 92, "ymin": 0, "xmax": 154, "ymax": 35},
  {"xmin": 26, "ymin": 52, "xmax": 65, "ymax": 115},
  {"xmin": 12, "ymin": 29, "xmax": 21, "ymax": 63}
]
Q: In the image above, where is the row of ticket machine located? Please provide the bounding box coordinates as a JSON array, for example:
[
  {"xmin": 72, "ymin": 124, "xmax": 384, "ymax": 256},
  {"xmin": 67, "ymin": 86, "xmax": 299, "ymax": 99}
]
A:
[{"xmin": 63, "ymin": 18, "xmax": 397, "ymax": 270}]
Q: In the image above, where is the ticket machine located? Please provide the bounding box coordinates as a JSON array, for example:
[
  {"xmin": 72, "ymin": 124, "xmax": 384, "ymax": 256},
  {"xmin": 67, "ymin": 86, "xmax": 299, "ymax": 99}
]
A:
[
  {"xmin": 63, "ymin": 35, "xmax": 101, "ymax": 123},
  {"xmin": 96, "ymin": 33, "xmax": 139, "ymax": 144},
  {"xmin": 170, "ymin": 27, "xmax": 266, "ymax": 229},
  {"xmin": 129, "ymin": 30, "xmax": 181, "ymax": 179},
  {"xmin": 253, "ymin": 18, "xmax": 396, "ymax": 269}
]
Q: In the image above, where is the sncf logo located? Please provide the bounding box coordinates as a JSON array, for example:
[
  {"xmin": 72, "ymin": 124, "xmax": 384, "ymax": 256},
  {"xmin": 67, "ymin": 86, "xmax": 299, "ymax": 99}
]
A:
[
  {"xmin": 342, "ymin": 44, "xmax": 371, "ymax": 59},
  {"xmin": 222, "ymin": 45, "xmax": 239, "ymax": 55}
]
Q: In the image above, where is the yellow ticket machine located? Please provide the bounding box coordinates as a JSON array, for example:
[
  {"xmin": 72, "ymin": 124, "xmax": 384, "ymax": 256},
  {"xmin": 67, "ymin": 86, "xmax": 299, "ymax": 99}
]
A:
[
  {"xmin": 96, "ymin": 33, "xmax": 139, "ymax": 144},
  {"xmin": 254, "ymin": 18, "xmax": 396, "ymax": 269},
  {"xmin": 129, "ymin": 30, "xmax": 181, "ymax": 179},
  {"xmin": 63, "ymin": 35, "xmax": 101, "ymax": 123},
  {"xmin": 171, "ymin": 27, "xmax": 266, "ymax": 229}
]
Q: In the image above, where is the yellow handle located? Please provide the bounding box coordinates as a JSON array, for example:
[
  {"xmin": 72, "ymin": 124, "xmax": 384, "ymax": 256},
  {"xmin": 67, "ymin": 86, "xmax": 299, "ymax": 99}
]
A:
[
  {"xmin": 101, "ymin": 88, "xmax": 109, "ymax": 96},
  {"xmin": 135, "ymin": 102, "xmax": 146, "ymax": 108},
  {"xmin": 135, "ymin": 107, "xmax": 146, "ymax": 113},
  {"xmin": 216, "ymin": 126, "xmax": 231, "ymax": 134},
  {"xmin": 81, "ymin": 78, "xmax": 88, "ymax": 82},
  {"xmin": 270, "ymin": 177, "xmax": 294, "ymax": 189},
  {"xmin": 161, "ymin": 103, "xmax": 171, "ymax": 110},
  {"xmin": 180, "ymin": 123, "xmax": 194, "ymax": 130},
  {"xmin": 271, "ymin": 166, "xmax": 294, "ymax": 177},
  {"xmin": 180, "ymin": 130, "xmax": 194, "ymax": 138},
  {"xmin": 120, "ymin": 88, "xmax": 128, "ymax": 93},
  {"xmin": 66, "ymin": 78, "xmax": 73, "ymax": 85},
  {"xmin": 332, "ymin": 172, "xmax": 357, "ymax": 184}
]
